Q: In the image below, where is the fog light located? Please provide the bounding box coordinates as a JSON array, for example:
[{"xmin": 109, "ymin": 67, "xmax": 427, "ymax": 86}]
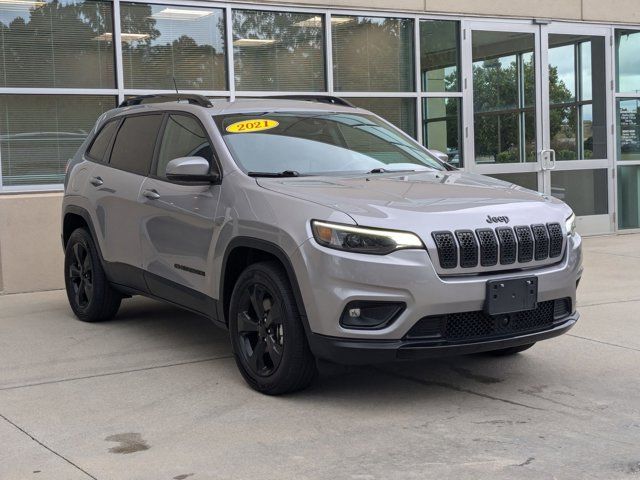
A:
[{"xmin": 340, "ymin": 301, "xmax": 405, "ymax": 329}]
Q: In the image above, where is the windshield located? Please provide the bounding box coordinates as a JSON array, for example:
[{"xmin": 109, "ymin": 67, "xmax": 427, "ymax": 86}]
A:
[{"xmin": 214, "ymin": 112, "xmax": 446, "ymax": 176}]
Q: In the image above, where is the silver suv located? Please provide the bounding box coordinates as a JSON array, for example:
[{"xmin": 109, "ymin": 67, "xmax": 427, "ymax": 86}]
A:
[{"xmin": 62, "ymin": 94, "xmax": 582, "ymax": 394}]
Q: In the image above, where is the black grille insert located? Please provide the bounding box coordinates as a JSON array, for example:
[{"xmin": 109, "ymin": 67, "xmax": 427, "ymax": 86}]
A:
[
  {"xmin": 455, "ymin": 230, "xmax": 478, "ymax": 268},
  {"xmin": 547, "ymin": 223, "xmax": 563, "ymax": 258},
  {"xmin": 432, "ymin": 223, "xmax": 565, "ymax": 270},
  {"xmin": 405, "ymin": 298, "xmax": 572, "ymax": 342},
  {"xmin": 496, "ymin": 227, "xmax": 517, "ymax": 265},
  {"xmin": 532, "ymin": 224, "xmax": 550, "ymax": 260},
  {"xmin": 476, "ymin": 228, "xmax": 498, "ymax": 267},
  {"xmin": 514, "ymin": 225, "xmax": 534, "ymax": 263},
  {"xmin": 432, "ymin": 231, "xmax": 457, "ymax": 269}
]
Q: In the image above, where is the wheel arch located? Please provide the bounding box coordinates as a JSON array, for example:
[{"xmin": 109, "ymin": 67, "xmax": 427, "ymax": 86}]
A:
[
  {"xmin": 62, "ymin": 205, "xmax": 105, "ymax": 263},
  {"xmin": 219, "ymin": 237, "xmax": 310, "ymax": 334}
]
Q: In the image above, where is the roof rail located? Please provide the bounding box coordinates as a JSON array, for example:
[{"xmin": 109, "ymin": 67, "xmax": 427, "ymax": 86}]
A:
[
  {"xmin": 265, "ymin": 95, "xmax": 355, "ymax": 108},
  {"xmin": 119, "ymin": 94, "xmax": 212, "ymax": 108}
]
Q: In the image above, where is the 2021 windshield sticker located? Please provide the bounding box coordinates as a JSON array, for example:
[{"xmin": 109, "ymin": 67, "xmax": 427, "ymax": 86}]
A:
[{"xmin": 226, "ymin": 119, "xmax": 279, "ymax": 133}]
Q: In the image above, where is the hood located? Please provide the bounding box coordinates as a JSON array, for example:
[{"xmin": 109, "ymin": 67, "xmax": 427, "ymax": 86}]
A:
[{"xmin": 256, "ymin": 170, "xmax": 571, "ymax": 232}]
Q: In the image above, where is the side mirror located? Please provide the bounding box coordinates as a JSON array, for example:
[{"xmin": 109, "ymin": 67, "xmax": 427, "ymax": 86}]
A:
[
  {"xmin": 430, "ymin": 149, "xmax": 450, "ymax": 163},
  {"xmin": 165, "ymin": 156, "xmax": 219, "ymax": 183}
]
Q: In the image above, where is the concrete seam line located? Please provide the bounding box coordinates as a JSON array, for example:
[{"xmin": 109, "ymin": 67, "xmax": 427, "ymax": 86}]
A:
[
  {"xmin": 566, "ymin": 334, "xmax": 640, "ymax": 353},
  {"xmin": 577, "ymin": 298, "xmax": 640, "ymax": 308},
  {"xmin": 0, "ymin": 412, "xmax": 98, "ymax": 480},
  {"xmin": 372, "ymin": 367, "xmax": 548, "ymax": 412},
  {"xmin": 0, "ymin": 355, "xmax": 233, "ymax": 392}
]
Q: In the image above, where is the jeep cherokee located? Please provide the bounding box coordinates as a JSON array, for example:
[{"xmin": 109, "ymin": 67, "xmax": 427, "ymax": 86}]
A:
[{"xmin": 62, "ymin": 94, "xmax": 582, "ymax": 394}]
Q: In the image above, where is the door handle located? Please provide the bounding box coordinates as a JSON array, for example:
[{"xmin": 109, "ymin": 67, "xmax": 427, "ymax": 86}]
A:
[
  {"xmin": 142, "ymin": 189, "xmax": 160, "ymax": 200},
  {"xmin": 547, "ymin": 149, "xmax": 556, "ymax": 170},
  {"xmin": 539, "ymin": 150, "xmax": 557, "ymax": 170},
  {"xmin": 89, "ymin": 176, "xmax": 103, "ymax": 187}
]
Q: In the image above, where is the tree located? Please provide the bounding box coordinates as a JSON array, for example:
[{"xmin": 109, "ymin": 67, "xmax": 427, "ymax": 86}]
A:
[{"xmin": 467, "ymin": 55, "xmax": 573, "ymax": 162}]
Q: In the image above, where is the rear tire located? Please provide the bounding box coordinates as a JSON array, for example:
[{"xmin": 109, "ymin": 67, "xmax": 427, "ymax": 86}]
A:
[
  {"xmin": 485, "ymin": 342, "xmax": 535, "ymax": 356},
  {"xmin": 64, "ymin": 228, "xmax": 121, "ymax": 322},
  {"xmin": 229, "ymin": 261, "xmax": 317, "ymax": 395}
]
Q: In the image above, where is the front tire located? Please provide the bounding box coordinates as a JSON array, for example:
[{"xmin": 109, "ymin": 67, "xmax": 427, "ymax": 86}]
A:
[
  {"xmin": 64, "ymin": 228, "xmax": 121, "ymax": 322},
  {"xmin": 229, "ymin": 261, "xmax": 317, "ymax": 395}
]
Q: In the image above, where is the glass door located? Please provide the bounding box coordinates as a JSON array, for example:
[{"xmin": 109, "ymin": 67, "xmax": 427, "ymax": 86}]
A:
[
  {"xmin": 463, "ymin": 21, "xmax": 615, "ymax": 235},
  {"xmin": 464, "ymin": 21, "xmax": 544, "ymax": 192},
  {"xmin": 540, "ymin": 24, "xmax": 614, "ymax": 234}
]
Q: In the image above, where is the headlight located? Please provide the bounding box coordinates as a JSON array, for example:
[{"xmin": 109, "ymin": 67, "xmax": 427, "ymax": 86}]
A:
[
  {"xmin": 311, "ymin": 220, "xmax": 424, "ymax": 255},
  {"xmin": 565, "ymin": 212, "xmax": 576, "ymax": 236}
]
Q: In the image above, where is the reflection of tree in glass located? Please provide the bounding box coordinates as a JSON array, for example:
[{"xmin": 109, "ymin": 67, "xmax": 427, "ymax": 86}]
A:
[
  {"xmin": 0, "ymin": 0, "xmax": 114, "ymax": 88},
  {"xmin": 332, "ymin": 17, "xmax": 413, "ymax": 92},
  {"xmin": 469, "ymin": 57, "xmax": 573, "ymax": 162},
  {"xmin": 120, "ymin": 3, "xmax": 226, "ymax": 90},
  {"xmin": 232, "ymin": 11, "xmax": 325, "ymax": 91}
]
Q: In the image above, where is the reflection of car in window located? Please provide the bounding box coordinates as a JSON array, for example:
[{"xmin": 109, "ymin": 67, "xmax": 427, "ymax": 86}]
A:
[{"xmin": 62, "ymin": 94, "xmax": 582, "ymax": 395}]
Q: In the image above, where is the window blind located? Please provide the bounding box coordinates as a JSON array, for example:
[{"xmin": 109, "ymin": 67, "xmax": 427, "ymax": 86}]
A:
[
  {"xmin": 120, "ymin": 3, "xmax": 226, "ymax": 90},
  {"xmin": 233, "ymin": 10, "xmax": 325, "ymax": 92},
  {"xmin": 346, "ymin": 97, "xmax": 416, "ymax": 137},
  {"xmin": 0, "ymin": 0, "xmax": 115, "ymax": 88},
  {"xmin": 332, "ymin": 16, "xmax": 414, "ymax": 92},
  {"xmin": 0, "ymin": 95, "xmax": 116, "ymax": 186}
]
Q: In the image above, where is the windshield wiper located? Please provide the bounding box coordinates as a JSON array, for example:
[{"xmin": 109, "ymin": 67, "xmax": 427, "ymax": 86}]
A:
[
  {"xmin": 247, "ymin": 170, "xmax": 301, "ymax": 178},
  {"xmin": 366, "ymin": 168, "xmax": 416, "ymax": 174}
]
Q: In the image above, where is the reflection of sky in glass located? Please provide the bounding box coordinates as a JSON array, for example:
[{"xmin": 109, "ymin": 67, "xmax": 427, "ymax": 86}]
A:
[
  {"xmin": 549, "ymin": 44, "xmax": 575, "ymax": 100},
  {"xmin": 125, "ymin": 4, "xmax": 224, "ymax": 50},
  {"xmin": 581, "ymin": 42, "xmax": 592, "ymax": 101},
  {"xmin": 0, "ymin": 0, "xmax": 74, "ymax": 26},
  {"xmin": 618, "ymin": 32, "xmax": 640, "ymax": 93}
]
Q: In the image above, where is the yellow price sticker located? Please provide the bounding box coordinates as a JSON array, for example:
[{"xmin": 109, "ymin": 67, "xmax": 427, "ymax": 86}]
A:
[{"xmin": 226, "ymin": 118, "xmax": 279, "ymax": 133}]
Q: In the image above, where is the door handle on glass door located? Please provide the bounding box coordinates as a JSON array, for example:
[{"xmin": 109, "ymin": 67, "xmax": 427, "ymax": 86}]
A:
[
  {"xmin": 142, "ymin": 189, "xmax": 160, "ymax": 200},
  {"xmin": 548, "ymin": 149, "xmax": 556, "ymax": 170},
  {"xmin": 89, "ymin": 176, "xmax": 103, "ymax": 187},
  {"xmin": 540, "ymin": 150, "xmax": 557, "ymax": 170}
]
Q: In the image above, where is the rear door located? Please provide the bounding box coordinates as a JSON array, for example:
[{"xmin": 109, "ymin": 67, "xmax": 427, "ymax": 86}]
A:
[
  {"xmin": 88, "ymin": 113, "xmax": 163, "ymax": 289},
  {"xmin": 139, "ymin": 112, "xmax": 221, "ymax": 309}
]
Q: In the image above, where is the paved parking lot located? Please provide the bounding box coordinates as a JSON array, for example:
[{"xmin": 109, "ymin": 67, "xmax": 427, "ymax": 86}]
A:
[{"xmin": 1, "ymin": 234, "xmax": 640, "ymax": 480}]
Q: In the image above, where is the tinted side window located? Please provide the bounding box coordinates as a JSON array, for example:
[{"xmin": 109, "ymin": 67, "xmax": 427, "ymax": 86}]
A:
[
  {"xmin": 156, "ymin": 114, "xmax": 213, "ymax": 178},
  {"xmin": 86, "ymin": 120, "xmax": 119, "ymax": 161},
  {"xmin": 109, "ymin": 114, "xmax": 163, "ymax": 175}
]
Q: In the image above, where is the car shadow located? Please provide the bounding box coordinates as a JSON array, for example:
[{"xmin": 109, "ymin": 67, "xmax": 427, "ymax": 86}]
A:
[{"xmin": 101, "ymin": 296, "xmax": 548, "ymax": 408}]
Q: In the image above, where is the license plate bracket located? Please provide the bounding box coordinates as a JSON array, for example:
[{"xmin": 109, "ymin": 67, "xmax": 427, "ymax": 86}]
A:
[{"xmin": 485, "ymin": 276, "xmax": 538, "ymax": 315}]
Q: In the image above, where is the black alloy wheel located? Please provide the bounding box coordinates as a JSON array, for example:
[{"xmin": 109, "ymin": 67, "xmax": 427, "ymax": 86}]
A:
[
  {"xmin": 68, "ymin": 242, "xmax": 93, "ymax": 309},
  {"xmin": 228, "ymin": 261, "xmax": 317, "ymax": 395},
  {"xmin": 236, "ymin": 283, "xmax": 285, "ymax": 377},
  {"xmin": 64, "ymin": 228, "xmax": 121, "ymax": 322}
]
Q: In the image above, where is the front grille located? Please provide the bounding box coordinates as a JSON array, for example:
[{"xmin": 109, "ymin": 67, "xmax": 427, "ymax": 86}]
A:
[
  {"xmin": 532, "ymin": 224, "xmax": 550, "ymax": 260},
  {"xmin": 432, "ymin": 231, "xmax": 457, "ymax": 269},
  {"xmin": 405, "ymin": 298, "xmax": 572, "ymax": 342},
  {"xmin": 514, "ymin": 225, "xmax": 534, "ymax": 263},
  {"xmin": 476, "ymin": 229, "xmax": 498, "ymax": 266},
  {"xmin": 496, "ymin": 227, "xmax": 517, "ymax": 265},
  {"xmin": 548, "ymin": 223, "xmax": 563, "ymax": 258},
  {"xmin": 553, "ymin": 297, "xmax": 571, "ymax": 318},
  {"xmin": 455, "ymin": 230, "xmax": 478, "ymax": 268},
  {"xmin": 431, "ymin": 223, "xmax": 565, "ymax": 271}
]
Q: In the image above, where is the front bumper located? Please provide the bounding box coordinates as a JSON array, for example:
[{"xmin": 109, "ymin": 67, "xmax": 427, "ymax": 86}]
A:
[
  {"xmin": 291, "ymin": 233, "xmax": 582, "ymax": 343},
  {"xmin": 308, "ymin": 313, "xmax": 578, "ymax": 364}
]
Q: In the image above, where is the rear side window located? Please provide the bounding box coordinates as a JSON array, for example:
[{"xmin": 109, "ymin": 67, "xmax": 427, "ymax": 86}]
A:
[
  {"xmin": 156, "ymin": 114, "xmax": 213, "ymax": 178},
  {"xmin": 109, "ymin": 114, "xmax": 163, "ymax": 175},
  {"xmin": 86, "ymin": 120, "xmax": 118, "ymax": 162}
]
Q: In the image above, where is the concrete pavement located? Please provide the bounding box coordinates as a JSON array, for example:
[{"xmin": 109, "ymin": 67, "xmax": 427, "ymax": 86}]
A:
[{"xmin": 1, "ymin": 234, "xmax": 639, "ymax": 480}]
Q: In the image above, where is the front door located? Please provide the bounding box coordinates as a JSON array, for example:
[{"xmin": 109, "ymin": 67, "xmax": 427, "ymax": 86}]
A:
[
  {"xmin": 139, "ymin": 112, "xmax": 221, "ymax": 312},
  {"xmin": 463, "ymin": 20, "xmax": 614, "ymax": 235}
]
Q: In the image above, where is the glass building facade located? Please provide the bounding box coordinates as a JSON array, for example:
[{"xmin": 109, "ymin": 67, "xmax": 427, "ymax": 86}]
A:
[{"xmin": 0, "ymin": 0, "xmax": 639, "ymax": 232}]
